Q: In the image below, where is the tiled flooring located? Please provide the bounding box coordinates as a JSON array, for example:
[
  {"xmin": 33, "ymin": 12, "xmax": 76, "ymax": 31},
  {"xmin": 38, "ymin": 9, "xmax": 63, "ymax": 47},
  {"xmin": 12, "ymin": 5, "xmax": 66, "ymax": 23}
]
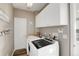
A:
[{"xmin": 13, "ymin": 48, "xmax": 28, "ymax": 56}]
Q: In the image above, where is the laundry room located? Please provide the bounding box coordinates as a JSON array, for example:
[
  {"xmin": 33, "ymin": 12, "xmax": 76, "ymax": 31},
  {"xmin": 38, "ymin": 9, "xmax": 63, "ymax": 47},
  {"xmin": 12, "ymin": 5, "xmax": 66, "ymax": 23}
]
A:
[{"xmin": 0, "ymin": 3, "xmax": 78, "ymax": 56}]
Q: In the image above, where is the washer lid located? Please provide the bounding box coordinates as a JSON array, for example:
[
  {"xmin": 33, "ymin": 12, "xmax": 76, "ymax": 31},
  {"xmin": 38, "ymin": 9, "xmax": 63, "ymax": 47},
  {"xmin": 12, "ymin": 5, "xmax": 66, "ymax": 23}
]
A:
[{"xmin": 32, "ymin": 39, "xmax": 52, "ymax": 49}]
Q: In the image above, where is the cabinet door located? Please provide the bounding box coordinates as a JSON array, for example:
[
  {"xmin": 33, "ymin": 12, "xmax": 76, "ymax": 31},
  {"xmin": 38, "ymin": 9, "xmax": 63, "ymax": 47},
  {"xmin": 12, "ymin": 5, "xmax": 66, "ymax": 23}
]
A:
[
  {"xmin": 36, "ymin": 15, "xmax": 40, "ymax": 27},
  {"xmin": 36, "ymin": 13, "xmax": 42, "ymax": 27},
  {"xmin": 59, "ymin": 3, "xmax": 68, "ymax": 25},
  {"xmin": 36, "ymin": 4, "xmax": 60, "ymax": 27},
  {"xmin": 36, "ymin": 9, "xmax": 47, "ymax": 27},
  {"xmin": 41, "ymin": 3, "xmax": 60, "ymax": 26},
  {"xmin": 35, "ymin": 3, "xmax": 68, "ymax": 27}
]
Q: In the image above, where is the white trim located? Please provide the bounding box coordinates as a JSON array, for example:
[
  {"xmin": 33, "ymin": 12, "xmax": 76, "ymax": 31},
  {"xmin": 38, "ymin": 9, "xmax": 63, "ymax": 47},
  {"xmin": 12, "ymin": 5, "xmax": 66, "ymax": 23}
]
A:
[
  {"xmin": 11, "ymin": 49, "xmax": 15, "ymax": 56},
  {"xmin": 70, "ymin": 3, "xmax": 76, "ymax": 56}
]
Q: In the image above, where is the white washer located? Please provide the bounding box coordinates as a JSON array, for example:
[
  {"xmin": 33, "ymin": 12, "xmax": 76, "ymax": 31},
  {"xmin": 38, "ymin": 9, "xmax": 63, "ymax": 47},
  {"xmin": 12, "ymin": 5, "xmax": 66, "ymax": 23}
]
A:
[
  {"xmin": 27, "ymin": 36, "xmax": 59, "ymax": 56},
  {"xmin": 27, "ymin": 36, "xmax": 40, "ymax": 55},
  {"xmin": 38, "ymin": 41, "xmax": 59, "ymax": 56}
]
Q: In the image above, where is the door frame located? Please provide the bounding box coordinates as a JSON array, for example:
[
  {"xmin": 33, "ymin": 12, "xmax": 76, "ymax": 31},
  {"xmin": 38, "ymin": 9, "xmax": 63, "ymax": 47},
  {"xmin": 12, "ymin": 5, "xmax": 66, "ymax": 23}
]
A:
[{"xmin": 69, "ymin": 3, "xmax": 76, "ymax": 56}]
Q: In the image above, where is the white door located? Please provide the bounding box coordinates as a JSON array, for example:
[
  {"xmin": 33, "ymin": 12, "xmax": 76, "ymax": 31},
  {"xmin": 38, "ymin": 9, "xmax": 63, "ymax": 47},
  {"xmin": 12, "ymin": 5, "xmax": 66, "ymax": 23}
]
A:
[{"xmin": 14, "ymin": 17, "xmax": 27, "ymax": 50}]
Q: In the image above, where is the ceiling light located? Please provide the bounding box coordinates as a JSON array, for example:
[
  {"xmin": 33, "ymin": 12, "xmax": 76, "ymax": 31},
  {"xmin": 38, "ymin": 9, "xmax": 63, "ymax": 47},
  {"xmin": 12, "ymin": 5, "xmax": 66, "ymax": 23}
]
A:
[{"xmin": 27, "ymin": 3, "xmax": 33, "ymax": 8}]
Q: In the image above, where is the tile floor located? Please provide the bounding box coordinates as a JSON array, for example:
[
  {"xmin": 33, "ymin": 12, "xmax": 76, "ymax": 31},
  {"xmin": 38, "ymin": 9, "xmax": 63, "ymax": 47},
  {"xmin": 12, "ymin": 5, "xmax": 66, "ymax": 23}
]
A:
[{"xmin": 13, "ymin": 48, "xmax": 28, "ymax": 56}]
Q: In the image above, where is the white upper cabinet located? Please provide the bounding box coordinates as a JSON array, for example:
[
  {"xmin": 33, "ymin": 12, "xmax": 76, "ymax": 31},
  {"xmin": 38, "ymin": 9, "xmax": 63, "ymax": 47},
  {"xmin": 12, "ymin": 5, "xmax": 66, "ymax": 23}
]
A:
[{"xmin": 35, "ymin": 3, "xmax": 68, "ymax": 27}]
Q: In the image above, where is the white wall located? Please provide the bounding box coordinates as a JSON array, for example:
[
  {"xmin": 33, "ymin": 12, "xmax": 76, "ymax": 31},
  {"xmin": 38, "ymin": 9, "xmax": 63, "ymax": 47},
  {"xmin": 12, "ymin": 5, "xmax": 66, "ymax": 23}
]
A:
[{"xmin": 0, "ymin": 3, "xmax": 14, "ymax": 55}]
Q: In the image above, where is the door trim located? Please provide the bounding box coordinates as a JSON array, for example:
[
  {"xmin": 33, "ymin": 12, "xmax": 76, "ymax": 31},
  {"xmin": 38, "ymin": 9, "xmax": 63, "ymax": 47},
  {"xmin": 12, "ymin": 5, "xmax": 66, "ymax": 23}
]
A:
[{"xmin": 69, "ymin": 3, "xmax": 76, "ymax": 56}]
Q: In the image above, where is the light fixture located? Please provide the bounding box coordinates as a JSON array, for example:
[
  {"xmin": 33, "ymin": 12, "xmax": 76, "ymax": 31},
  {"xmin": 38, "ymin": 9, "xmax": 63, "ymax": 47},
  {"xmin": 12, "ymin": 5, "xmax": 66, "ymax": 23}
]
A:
[{"xmin": 27, "ymin": 3, "xmax": 33, "ymax": 8}]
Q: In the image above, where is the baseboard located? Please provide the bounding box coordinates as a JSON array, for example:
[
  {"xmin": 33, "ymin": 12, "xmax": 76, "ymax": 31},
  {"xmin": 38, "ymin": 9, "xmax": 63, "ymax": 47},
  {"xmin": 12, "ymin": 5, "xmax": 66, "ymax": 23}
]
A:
[{"xmin": 11, "ymin": 49, "xmax": 15, "ymax": 56}]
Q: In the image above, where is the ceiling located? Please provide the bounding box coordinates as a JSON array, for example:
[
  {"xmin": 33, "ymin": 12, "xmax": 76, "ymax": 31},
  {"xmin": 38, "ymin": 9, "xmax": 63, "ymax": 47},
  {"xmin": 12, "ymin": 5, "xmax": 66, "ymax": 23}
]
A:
[{"xmin": 13, "ymin": 3, "xmax": 47, "ymax": 12}]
